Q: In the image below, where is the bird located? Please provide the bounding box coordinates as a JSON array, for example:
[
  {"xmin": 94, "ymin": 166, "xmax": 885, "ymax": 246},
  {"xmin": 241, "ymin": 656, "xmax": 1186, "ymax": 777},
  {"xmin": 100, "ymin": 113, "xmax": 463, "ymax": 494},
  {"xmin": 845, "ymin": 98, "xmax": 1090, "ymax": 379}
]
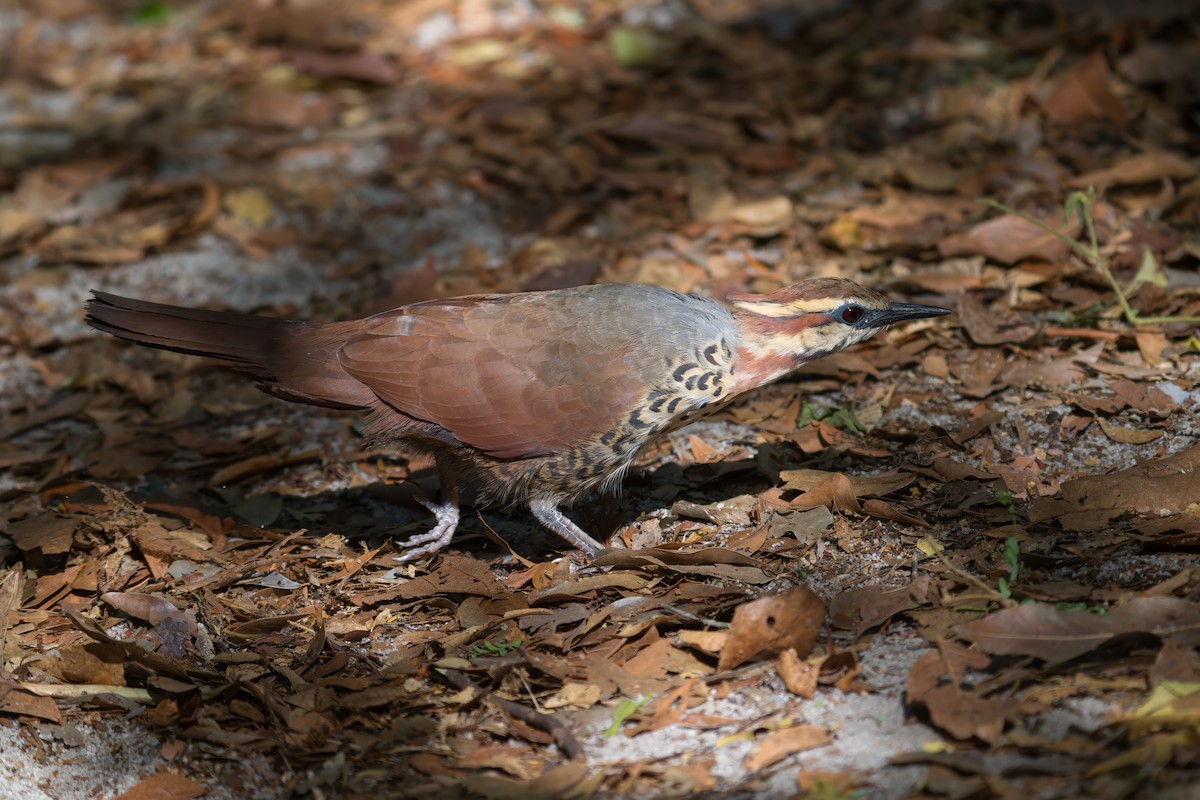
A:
[{"xmin": 85, "ymin": 278, "xmax": 950, "ymax": 561}]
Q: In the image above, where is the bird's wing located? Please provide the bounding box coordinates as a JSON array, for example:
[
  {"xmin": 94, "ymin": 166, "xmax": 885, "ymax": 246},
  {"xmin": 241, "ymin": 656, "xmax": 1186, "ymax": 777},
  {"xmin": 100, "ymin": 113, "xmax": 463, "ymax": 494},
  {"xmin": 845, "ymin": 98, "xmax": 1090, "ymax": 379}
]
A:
[{"xmin": 336, "ymin": 293, "xmax": 648, "ymax": 459}]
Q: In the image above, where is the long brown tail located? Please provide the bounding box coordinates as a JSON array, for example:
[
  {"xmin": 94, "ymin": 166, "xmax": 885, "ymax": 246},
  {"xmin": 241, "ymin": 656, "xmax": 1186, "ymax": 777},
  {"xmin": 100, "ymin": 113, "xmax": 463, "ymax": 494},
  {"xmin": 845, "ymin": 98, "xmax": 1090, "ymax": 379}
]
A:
[{"xmin": 86, "ymin": 292, "xmax": 375, "ymax": 410}]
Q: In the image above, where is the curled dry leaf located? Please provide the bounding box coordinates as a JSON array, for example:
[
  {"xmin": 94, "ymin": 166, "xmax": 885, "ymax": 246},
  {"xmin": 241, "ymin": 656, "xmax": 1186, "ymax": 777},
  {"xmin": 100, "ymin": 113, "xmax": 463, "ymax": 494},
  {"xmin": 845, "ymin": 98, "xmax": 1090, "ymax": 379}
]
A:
[
  {"xmin": 101, "ymin": 592, "xmax": 193, "ymax": 630},
  {"xmin": 777, "ymin": 648, "xmax": 822, "ymax": 698},
  {"xmin": 862, "ymin": 498, "xmax": 927, "ymax": 526},
  {"xmin": 56, "ymin": 643, "xmax": 126, "ymax": 686},
  {"xmin": 0, "ymin": 677, "xmax": 64, "ymax": 724},
  {"xmin": 743, "ymin": 724, "xmax": 831, "ymax": 772},
  {"xmin": 1097, "ymin": 417, "xmax": 1163, "ymax": 445},
  {"xmin": 717, "ymin": 586, "xmax": 825, "ymax": 671},
  {"xmin": 772, "ymin": 468, "xmax": 914, "ymax": 514}
]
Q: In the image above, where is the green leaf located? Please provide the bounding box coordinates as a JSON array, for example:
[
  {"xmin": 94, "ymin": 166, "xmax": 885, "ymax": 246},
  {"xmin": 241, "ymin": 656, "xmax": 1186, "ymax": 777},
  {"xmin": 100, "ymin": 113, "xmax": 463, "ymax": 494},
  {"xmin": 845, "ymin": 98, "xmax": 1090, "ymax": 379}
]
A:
[
  {"xmin": 608, "ymin": 27, "xmax": 658, "ymax": 68},
  {"xmin": 130, "ymin": 1, "xmax": 173, "ymax": 25},
  {"xmin": 468, "ymin": 637, "xmax": 523, "ymax": 658},
  {"xmin": 605, "ymin": 694, "xmax": 652, "ymax": 737}
]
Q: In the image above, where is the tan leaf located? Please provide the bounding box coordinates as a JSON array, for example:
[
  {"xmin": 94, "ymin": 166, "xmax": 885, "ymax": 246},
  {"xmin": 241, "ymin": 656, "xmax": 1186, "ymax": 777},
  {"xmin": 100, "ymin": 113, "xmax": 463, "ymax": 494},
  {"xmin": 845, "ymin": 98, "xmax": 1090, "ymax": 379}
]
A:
[
  {"xmin": 718, "ymin": 587, "xmax": 825, "ymax": 671},
  {"xmin": 939, "ymin": 215, "xmax": 1074, "ymax": 265},
  {"xmin": 1068, "ymin": 151, "xmax": 1196, "ymax": 189},
  {"xmin": 1040, "ymin": 51, "xmax": 1127, "ymax": 124},
  {"xmin": 113, "ymin": 773, "xmax": 206, "ymax": 800},
  {"xmin": 743, "ymin": 724, "xmax": 831, "ymax": 771},
  {"xmin": 1134, "ymin": 331, "xmax": 1167, "ymax": 365},
  {"xmin": 777, "ymin": 649, "xmax": 821, "ymax": 699},
  {"xmin": 1097, "ymin": 417, "xmax": 1163, "ymax": 444}
]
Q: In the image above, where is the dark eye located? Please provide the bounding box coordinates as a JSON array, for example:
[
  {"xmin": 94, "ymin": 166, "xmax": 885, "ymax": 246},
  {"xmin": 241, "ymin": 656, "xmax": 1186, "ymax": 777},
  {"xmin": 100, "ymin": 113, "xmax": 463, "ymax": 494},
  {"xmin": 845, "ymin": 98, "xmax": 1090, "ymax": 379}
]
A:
[{"xmin": 838, "ymin": 305, "xmax": 865, "ymax": 325}]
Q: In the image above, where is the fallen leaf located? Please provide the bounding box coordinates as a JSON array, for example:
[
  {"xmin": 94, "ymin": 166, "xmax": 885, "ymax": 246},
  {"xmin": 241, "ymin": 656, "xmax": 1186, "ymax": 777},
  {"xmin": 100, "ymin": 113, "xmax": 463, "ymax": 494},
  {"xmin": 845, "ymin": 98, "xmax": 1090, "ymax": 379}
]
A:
[
  {"xmin": 1040, "ymin": 51, "xmax": 1127, "ymax": 125},
  {"xmin": 1068, "ymin": 151, "xmax": 1196, "ymax": 189},
  {"xmin": 113, "ymin": 772, "xmax": 206, "ymax": 800},
  {"xmin": 1097, "ymin": 417, "xmax": 1163, "ymax": 444},
  {"xmin": 1030, "ymin": 444, "xmax": 1200, "ymax": 530},
  {"xmin": 718, "ymin": 587, "xmax": 825, "ymax": 671},
  {"xmin": 906, "ymin": 647, "xmax": 1010, "ymax": 743},
  {"xmin": 777, "ymin": 649, "xmax": 821, "ymax": 698},
  {"xmin": 957, "ymin": 292, "xmax": 1036, "ymax": 345},
  {"xmin": 829, "ymin": 575, "xmax": 935, "ymax": 633},
  {"xmin": 956, "ymin": 598, "xmax": 1200, "ymax": 663},
  {"xmin": 743, "ymin": 724, "xmax": 831, "ymax": 771},
  {"xmin": 940, "ymin": 215, "xmax": 1075, "ymax": 265}
]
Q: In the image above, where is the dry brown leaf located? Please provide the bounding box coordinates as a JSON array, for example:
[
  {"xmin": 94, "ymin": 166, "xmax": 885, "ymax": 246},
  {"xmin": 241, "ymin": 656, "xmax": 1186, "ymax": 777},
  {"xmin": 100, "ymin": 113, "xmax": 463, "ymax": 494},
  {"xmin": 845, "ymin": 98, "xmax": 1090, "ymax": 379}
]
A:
[
  {"xmin": 677, "ymin": 629, "xmax": 728, "ymax": 657},
  {"xmin": 592, "ymin": 547, "xmax": 771, "ymax": 584},
  {"xmin": 729, "ymin": 195, "xmax": 793, "ymax": 233},
  {"xmin": 777, "ymin": 469, "xmax": 914, "ymax": 505},
  {"xmin": 923, "ymin": 352, "xmax": 949, "ymax": 379},
  {"xmin": 829, "ymin": 575, "xmax": 935, "ymax": 633},
  {"xmin": 718, "ymin": 587, "xmax": 824, "ymax": 671},
  {"xmin": 1134, "ymin": 331, "xmax": 1167, "ymax": 365},
  {"xmin": 956, "ymin": 598, "xmax": 1200, "ymax": 663},
  {"xmin": 940, "ymin": 215, "xmax": 1074, "ymax": 265},
  {"xmin": 687, "ymin": 434, "xmax": 721, "ymax": 464},
  {"xmin": 862, "ymin": 499, "xmax": 927, "ymax": 526},
  {"xmin": 743, "ymin": 724, "xmax": 831, "ymax": 771},
  {"xmin": 1040, "ymin": 51, "xmax": 1127, "ymax": 125},
  {"xmin": 956, "ymin": 292, "xmax": 1036, "ymax": 345},
  {"xmin": 102, "ymin": 592, "xmax": 194, "ymax": 630},
  {"xmin": 767, "ymin": 473, "xmax": 861, "ymax": 513},
  {"xmin": 1030, "ymin": 444, "xmax": 1200, "ymax": 530},
  {"xmin": 1068, "ymin": 151, "xmax": 1196, "ymax": 189},
  {"xmin": 949, "ymin": 347, "xmax": 1008, "ymax": 397},
  {"xmin": 56, "ymin": 643, "xmax": 126, "ymax": 686},
  {"xmin": 1097, "ymin": 417, "xmax": 1163, "ymax": 445},
  {"xmin": 0, "ymin": 677, "xmax": 64, "ymax": 723},
  {"xmin": 905, "ymin": 645, "xmax": 1009, "ymax": 743},
  {"xmin": 777, "ymin": 648, "xmax": 821, "ymax": 699},
  {"xmin": 112, "ymin": 772, "xmax": 207, "ymax": 800},
  {"xmin": 671, "ymin": 494, "xmax": 758, "ymax": 526},
  {"xmin": 1004, "ymin": 343, "xmax": 1102, "ymax": 389}
]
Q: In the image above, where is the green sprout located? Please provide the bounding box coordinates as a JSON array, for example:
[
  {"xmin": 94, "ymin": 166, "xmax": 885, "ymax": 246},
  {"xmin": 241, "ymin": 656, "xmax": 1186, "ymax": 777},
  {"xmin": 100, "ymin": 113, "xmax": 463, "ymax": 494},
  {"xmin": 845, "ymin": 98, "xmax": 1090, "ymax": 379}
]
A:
[
  {"xmin": 997, "ymin": 536, "xmax": 1020, "ymax": 599},
  {"xmin": 468, "ymin": 637, "xmax": 523, "ymax": 658}
]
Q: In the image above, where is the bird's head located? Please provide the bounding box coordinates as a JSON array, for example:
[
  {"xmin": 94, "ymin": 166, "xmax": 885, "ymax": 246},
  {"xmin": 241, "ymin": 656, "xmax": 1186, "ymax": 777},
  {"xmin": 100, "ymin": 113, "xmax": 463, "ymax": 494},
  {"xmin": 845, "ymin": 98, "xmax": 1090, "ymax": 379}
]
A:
[{"xmin": 726, "ymin": 277, "xmax": 951, "ymax": 389}]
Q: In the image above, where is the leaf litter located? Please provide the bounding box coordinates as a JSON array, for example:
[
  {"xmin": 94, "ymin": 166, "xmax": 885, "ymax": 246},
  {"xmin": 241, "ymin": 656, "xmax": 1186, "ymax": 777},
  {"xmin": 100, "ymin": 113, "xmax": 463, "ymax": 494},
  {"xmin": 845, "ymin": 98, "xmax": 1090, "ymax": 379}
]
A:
[{"xmin": 3, "ymin": 0, "xmax": 1200, "ymax": 798}]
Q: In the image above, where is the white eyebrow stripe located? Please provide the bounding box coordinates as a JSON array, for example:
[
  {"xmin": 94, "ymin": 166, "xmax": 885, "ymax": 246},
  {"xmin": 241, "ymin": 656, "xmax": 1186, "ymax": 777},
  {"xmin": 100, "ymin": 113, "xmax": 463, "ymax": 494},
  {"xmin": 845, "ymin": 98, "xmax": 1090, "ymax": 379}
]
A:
[{"xmin": 731, "ymin": 299, "xmax": 844, "ymax": 317}]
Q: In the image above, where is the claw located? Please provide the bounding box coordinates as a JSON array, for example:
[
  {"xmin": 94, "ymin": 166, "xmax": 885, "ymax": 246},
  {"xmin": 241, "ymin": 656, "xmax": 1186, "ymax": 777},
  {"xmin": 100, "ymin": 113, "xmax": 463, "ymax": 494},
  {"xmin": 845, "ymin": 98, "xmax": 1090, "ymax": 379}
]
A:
[
  {"xmin": 394, "ymin": 458, "xmax": 461, "ymax": 562},
  {"xmin": 529, "ymin": 497, "xmax": 605, "ymax": 557}
]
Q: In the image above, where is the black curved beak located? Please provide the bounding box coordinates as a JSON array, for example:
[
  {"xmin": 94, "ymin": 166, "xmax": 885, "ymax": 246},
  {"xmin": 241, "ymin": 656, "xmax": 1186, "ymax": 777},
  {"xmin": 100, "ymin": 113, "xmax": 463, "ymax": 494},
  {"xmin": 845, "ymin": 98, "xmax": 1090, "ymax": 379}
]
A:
[{"xmin": 867, "ymin": 302, "xmax": 953, "ymax": 328}]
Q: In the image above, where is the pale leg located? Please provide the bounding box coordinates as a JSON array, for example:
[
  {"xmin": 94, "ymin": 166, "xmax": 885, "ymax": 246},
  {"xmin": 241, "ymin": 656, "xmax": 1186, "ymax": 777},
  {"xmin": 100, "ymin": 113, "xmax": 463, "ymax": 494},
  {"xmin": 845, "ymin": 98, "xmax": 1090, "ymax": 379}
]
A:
[
  {"xmin": 529, "ymin": 498, "xmax": 605, "ymax": 556},
  {"xmin": 394, "ymin": 459, "xmax": 461, "ymax": 562}
]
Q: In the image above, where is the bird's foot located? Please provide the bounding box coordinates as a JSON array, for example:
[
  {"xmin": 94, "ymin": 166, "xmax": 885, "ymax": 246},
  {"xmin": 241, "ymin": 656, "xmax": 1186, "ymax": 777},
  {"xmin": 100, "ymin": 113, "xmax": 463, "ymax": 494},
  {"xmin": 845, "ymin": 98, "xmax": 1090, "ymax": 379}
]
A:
[
  {"xmin": 529, "ymin": 498, "xmax": 605, "ymax": 559},
  {"xmin": 393, "ymin": 492, "xmax": 460, "ymax": 562}
]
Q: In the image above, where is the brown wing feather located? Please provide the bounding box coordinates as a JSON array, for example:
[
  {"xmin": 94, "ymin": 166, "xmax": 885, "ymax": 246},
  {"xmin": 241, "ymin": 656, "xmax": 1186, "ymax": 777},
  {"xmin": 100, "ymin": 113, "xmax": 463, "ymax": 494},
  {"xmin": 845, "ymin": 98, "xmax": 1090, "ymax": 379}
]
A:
[{"xmin": 337, "ymin": 294, "xmax": 644, "ymax": 459}]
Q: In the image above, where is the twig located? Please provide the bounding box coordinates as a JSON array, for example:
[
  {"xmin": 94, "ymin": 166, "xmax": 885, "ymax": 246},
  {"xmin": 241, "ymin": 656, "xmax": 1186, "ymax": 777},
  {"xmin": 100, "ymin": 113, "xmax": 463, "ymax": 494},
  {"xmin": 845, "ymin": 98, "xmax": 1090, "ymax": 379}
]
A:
[{"xmin": 441, "ymin": 668, "xmax": 585, "ymax": 760}]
